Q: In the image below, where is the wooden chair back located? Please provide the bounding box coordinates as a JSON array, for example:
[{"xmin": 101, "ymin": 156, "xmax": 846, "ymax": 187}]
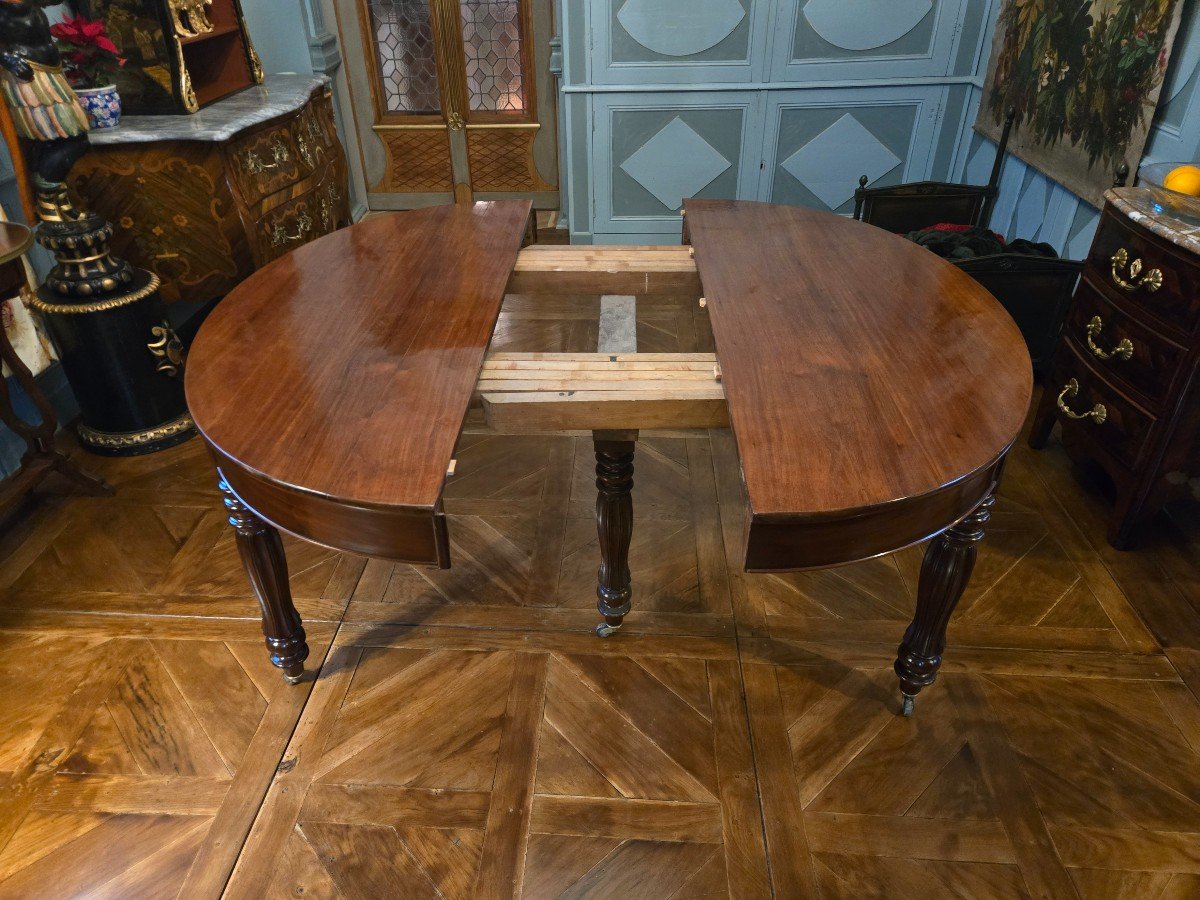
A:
[
  {"xmin": 952, "ymin": 253, "xmax": 1083, "ymax": 374},
  {"xmin": 853, "ymin": 109, "xmax": 1015, "ymax": 233}
]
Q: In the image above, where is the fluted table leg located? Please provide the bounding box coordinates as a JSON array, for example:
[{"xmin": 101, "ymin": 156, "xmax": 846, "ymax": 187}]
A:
[
  {"xmin": 219, "ymin": 476, "xmax": 309, "ymax": 683},
  {"xmin": 894, "ymin": 493, "xmax": 995, "ymax": 716},
  {"xmin": 593, "ymin": 431, "xmax": 636, "ymax": 637}
]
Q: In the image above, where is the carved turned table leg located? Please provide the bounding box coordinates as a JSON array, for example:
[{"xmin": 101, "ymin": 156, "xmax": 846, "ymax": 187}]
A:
[
  {"xmin": 894, "ymin": 493, "xmax": 995, "ymax": 716},
  {"xmin": 593, "ymin": 432, "xmax": 636, "ymax": 637},
  {"xmin": 219, "ymin": 477, "xmax": 309, "ymax": 683}
]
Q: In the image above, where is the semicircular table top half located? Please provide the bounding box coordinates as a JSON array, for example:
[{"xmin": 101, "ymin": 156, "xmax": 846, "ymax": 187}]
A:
[{"xmin": 186, "ymin": 198, "xmax": 1032, "ymax": 705}]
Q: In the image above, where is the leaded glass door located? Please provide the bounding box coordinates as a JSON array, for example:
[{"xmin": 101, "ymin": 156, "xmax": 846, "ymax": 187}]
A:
[{"xmin": 336, "ymin": 0, "xmax": 559, "ymax": 209}]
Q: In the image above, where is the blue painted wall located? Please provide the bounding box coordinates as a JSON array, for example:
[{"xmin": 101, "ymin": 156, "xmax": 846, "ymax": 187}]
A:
[
  {"xmin": 241, "ymin": 0, "xmax": 317, "ymax": 75},
  {"xmin": 559, "ymin": 0, "xmax": 1200, "ymax": 248}
]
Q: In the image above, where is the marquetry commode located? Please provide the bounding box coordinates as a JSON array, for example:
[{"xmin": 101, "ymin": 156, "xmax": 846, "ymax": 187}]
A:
[
  {"xmin": 1031, "ymin": 188, "xmax": 1200, "ymax": 547},
  {"xmin": 67, "ymin": 74, "xmax": 350, "ymax": 306}
]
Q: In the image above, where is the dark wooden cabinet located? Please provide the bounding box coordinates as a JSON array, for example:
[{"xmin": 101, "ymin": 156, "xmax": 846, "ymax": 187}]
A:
[
  {"xmin": 1031, "ymin": 191, "xmax": 1200, "ymax": 547},
  {"xmin": 67, "ymin": 78, "xmax": 350, "ymax": 306},
  {"xmin": 80, "ymin": 0, "xmax": 263, "ymax": 114}
]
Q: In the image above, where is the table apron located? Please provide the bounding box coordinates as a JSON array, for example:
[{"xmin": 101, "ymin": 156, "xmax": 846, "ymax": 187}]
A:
[{"xmin": 209, "ymin": 443, "xmax": 450, "ymax": 567}]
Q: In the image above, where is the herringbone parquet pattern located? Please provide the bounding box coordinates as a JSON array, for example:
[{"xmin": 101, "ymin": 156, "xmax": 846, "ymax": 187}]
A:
[{"xmin": 0, "ymin": 292, "xmax": 1198, "ymax": 897}]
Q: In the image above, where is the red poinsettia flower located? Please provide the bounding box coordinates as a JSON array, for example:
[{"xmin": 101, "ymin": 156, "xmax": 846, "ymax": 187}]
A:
[
  {"xmin": 50, "ymin": 14, "xmax": 125, "ymax": 87},
  {"xmin": 50, "ymin": 15, "xmax": 120, "ymax": 55}
]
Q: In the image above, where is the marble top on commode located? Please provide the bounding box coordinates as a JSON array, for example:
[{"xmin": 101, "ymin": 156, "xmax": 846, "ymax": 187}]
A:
[
  {"xmin": 88, "ymin": 74, "xmax": 330, "ymax": 145},
  {"xmin": 1106, "ymin": 186, "xmax": 1200, "ymax": 256}
]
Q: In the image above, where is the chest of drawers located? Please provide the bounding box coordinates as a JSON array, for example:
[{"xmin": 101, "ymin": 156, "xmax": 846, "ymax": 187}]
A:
[
  {"xmin": 67, "ymin": 75, "xmax": 350, "ymax": 307},
  {"xmin": 1030, "ymin": 188, "xmax": 1200, "ymax": 547}
]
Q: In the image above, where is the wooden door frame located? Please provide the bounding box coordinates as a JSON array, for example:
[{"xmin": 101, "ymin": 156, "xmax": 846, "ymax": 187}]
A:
[{"xmin": 332, "ymin": 0, "xmax": 560, "ymax": 211}]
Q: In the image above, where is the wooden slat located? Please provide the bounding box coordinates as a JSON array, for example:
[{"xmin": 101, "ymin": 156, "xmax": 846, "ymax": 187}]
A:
[
  {"xmin": 481, "ymin": 378, "xmax": 719, "ymax": 392},
  {"xmin": 482, "ymin": 392, "xmax": 728, "ymax": 432},
  {"xmin": 299, "ymin": 784, "xmax": 491, "ymax": 830},
  {"xmin": 473, "ymin": 653, "xmax": 549, "ymax": 898},
  {"xmin": 742, "ymin": 664, "xmax": 821, "ymax": 897},
  {"xmin": 508, "ymin": 246, "xmax": 701, "ymax": 295},
  {"xmin": 486, "ymin": 352, "xmax": 717, "ymax": 361},
  {"xmin": 41, "ymin": 775, "xmax": 229, "ymax": 816},
  {"xmin": 178, "ymin": 639, "xmax": 334, "ymax": 896},
  {"xmin": 483, "ymin": 361, "xmax": 717, "ymax": 372},
  {"xmin": 480, "ymin": 367, "xmax": 718, "ymax": 379},
  {"xmin": 478, "ymin": 351, "xmax": 727, "ymax": 432},
  {"xmin": 529, "ymin": 796, "xmax": 723, "ymax": 843}
]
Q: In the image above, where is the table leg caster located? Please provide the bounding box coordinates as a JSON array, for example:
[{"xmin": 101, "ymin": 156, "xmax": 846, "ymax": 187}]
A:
[
  {"xmin": 901, "ymin": 694, "xmax": 915, "ymax": 717},
  {"xmin": 284, "ymin": 671, "xmax": 305, "ymax": 685},
  {"xmin": 595, "ymin": 620, "xmax": 622, "ymax": 638}
]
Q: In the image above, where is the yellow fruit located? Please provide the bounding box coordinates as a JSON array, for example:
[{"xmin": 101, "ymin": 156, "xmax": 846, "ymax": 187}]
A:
[{"xmin": 1164, "ymin": 164, "xmax": 1200, "ymax": 196}]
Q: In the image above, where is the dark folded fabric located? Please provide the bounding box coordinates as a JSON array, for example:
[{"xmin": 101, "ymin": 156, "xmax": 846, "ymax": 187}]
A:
[{"xmin": 905, "ymin": 224, "xmax": 1058, "ymax": 261}]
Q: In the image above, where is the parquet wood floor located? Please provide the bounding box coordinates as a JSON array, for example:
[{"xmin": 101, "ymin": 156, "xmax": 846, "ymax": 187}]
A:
[{"xmin": 1, "ymin": 292, "xmax": 1199, "ymax": 897}]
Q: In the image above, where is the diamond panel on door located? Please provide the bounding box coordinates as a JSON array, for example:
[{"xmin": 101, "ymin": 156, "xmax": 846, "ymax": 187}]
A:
[
  {"xmin": 763, "ymin": 89, "xmax": 943, "ymax": 215},
  {"xmin": 780, "ymin": 113, "xmax": 902, "ymax": 211},
  {"xmin": 596, "ymin": 96, "xmax": 759, "ymax": 236},
  {"xmin": 620, "ymin": 118, "xmax": 732, "ymax": 211}
]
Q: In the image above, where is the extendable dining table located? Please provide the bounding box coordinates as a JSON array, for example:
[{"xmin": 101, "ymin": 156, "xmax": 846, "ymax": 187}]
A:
[{"xmin": 185, "ymin": 199, "xmax": 1031, "ymax": 715}]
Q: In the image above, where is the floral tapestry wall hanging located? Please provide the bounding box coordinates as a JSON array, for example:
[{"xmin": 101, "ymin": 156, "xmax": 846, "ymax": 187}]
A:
[{"xmin": 976, "ymin": 0, "xmax": 1185, "ymax": 207}]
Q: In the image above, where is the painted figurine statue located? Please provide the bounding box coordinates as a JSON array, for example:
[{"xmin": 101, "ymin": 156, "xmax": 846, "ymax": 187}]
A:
[
  {"xmin": 0, "ymin": 0, "xmax": 90, "ymax": 180},
  {"xmin": 0, "ymin": 0, "xmax": 194, "ymax": 454},
  {"xmin": 0, "ymin": 0, "xmax": 134, "ymax": 296}
]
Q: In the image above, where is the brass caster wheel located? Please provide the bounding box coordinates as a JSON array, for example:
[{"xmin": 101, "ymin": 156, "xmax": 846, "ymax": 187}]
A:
[
  {"xmin": 284, "ymin": 672, "xmax": 305, "ymax": 685},
  {"xmin": 595, "ymin": 622, "xmax": 621, "ymax": 638},
  {"xmin": 901, "ymin": 694, "xmax": 915, "ymax": 717}
]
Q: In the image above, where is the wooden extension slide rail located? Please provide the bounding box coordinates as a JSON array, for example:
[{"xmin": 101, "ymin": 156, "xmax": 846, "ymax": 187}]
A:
[{"xmin": 477, "ymin": 352, "xmax": 727, "ymax": 432}]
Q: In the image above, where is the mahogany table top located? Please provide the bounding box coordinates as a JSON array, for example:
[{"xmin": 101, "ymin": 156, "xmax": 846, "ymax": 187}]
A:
[
  {"xmin": 186, "ymin": 201, "xmax": 531, "ymax": 518},
  {"xmin": 686, "ymin": 200, "xmax": 1031, "ymax": 562},
  {"xmin": 187, "ymin": 198, "xmax": 1030, "ymax": 570}
]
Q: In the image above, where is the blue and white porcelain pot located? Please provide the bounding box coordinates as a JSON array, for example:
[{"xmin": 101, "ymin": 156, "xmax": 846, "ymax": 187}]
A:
[{"xmin": 75, "ymin": 84, "xmax": 121, "ymax": 130}]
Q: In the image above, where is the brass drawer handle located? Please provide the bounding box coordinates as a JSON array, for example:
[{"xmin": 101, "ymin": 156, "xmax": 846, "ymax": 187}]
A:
[
  {"xmin": 270, "ymin": 212, "xmax": 312, "ymax": 247},
  {"xmin": 1056, "ymin": 378, "xmax": 1107, "ymax": 424},
  {"xmin": 1110, "ymin": 248, "xmax": 1163, "ymax": 293},
  {"xmin": 1085, "ymin": 316, "xmax": 1134, "ymax": 361},
  {"xmin": 244, "ymin": 137, "xmax": 290, "ymax": 175}
]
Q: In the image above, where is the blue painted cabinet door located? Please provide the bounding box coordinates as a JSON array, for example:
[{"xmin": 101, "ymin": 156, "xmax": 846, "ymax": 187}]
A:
[
  {"xmin": 768, "ymin": 0, "xmax": 966, "ymax": 81},
  {"xmin": 591, "ymin": 0, "xmax": 771, "ymax": 84},
  {"xmin": 592, "ymin": 92, "xmax": 764, "ymax": 236},
  {"xmin": 760, "ymin": 86, "xmax": 946, "ymax": 214}
]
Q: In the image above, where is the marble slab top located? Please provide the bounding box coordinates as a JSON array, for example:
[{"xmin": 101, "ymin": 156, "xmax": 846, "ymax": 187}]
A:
[
  {"xmin": 1107, "ymin": 186, "xmax": 1200, "ymax": 256},
  {"xmin": 89, "ymin": 74, "xmax": 330, "ymax": 146}
]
